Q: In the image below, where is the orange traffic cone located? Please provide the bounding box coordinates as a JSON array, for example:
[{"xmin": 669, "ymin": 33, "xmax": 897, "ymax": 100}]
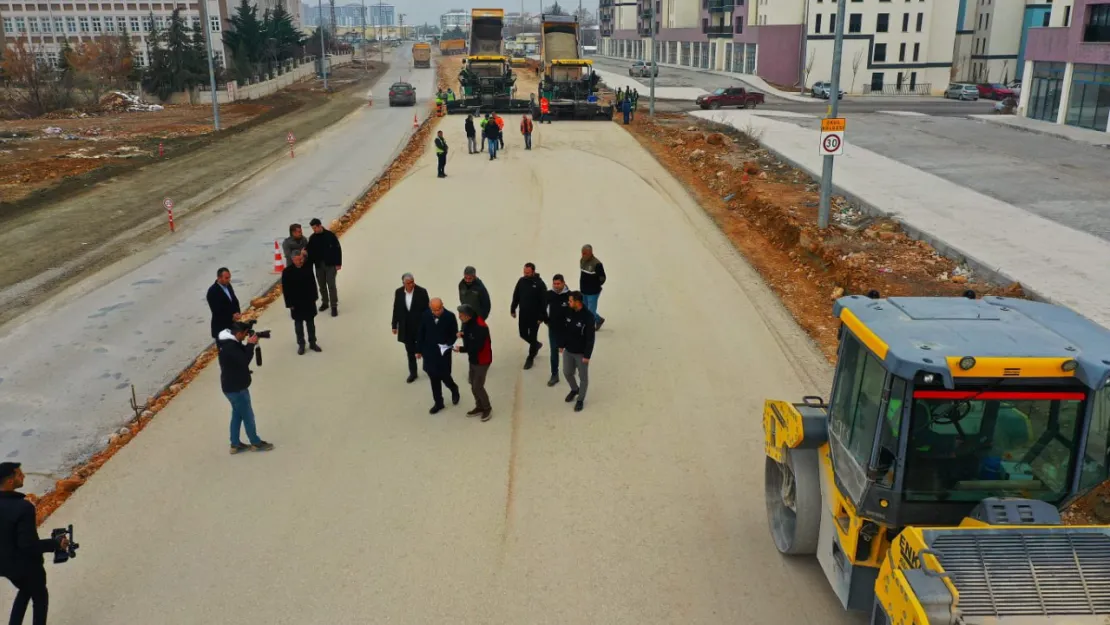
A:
[
  {"xmin": 272, "ymin": 240, "xmax": 285, "ymax": 274},
  {"xmin": 413, "ymin": 113, "xmax": 419, "ymax": 129}
]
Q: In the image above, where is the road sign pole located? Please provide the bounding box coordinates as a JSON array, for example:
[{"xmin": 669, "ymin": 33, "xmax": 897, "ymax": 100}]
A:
[{"xmin": 817, "ymin": 0, "xmax": 847, "ymax": 229}]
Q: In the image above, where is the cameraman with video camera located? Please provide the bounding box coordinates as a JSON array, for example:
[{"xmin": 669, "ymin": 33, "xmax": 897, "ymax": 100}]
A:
[
  {"xmin": 217, "ymin": 321, "xmax": 275, "ymax": 454},
  {"xmin": 0, "ymin": 462, "xmax": 67, "ymax": 625}
]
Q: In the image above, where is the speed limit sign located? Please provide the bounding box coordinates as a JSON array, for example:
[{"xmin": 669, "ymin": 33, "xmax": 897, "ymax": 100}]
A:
[{"xmin": 819, "ymin": 117, "xmax": 845, "ymax": 156}]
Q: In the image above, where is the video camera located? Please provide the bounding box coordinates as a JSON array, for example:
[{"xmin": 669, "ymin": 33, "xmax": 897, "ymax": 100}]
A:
[
  {"xmin": 243, "ymin": 319, "xmax": 271, "ymax": 340},
  {"xmin": 243, "ymin": 320, "xmax": 270, "ymax": 367},
  {"xmin": 51, "ymin": 525, "xmax": 79, "ymax": 564}
]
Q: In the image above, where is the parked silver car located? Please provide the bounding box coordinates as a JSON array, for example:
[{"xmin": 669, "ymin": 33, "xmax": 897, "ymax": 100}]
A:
[
  {"xmin": 628, "ymin": 61, "xmax": 659, "ymax": 77},
  {"xmin": 944, "ymin": 83, "xmax": 980, "ymax": 101},
  {"xmin": 810, "ymin": 81, "xmax": 845, "ymax": 100}
]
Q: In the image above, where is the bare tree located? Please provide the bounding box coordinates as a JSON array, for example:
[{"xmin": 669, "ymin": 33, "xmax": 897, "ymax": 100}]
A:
[
  {"xmin": 850, "ymin": 48, "xmax": 863, "ymax": 93},
  {"xmin": 1, "ymin": 37, "xmax": 74, "ymax": 115},
  {"xmin": 802, "ymin": 47, "xmax": 815, "ymax": 94},
  {"xmin": 1000, "ymin": 59, "xmax": 1010, "ymax": 84}
]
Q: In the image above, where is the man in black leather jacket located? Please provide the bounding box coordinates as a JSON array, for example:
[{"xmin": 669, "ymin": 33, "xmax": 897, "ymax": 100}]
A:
[{"xmin": 0, "ymin": 462, "xmax": 67, "ymax": 625}]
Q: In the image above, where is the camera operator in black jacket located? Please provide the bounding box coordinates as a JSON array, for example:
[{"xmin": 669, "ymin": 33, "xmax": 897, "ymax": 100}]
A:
[
  {"xmin": 217, "ymin": 322, "xmax": 274, "ymax": 454},
  {"xmin": 0, "ymin": 462, "xmax": 66, "ymax": 625}
]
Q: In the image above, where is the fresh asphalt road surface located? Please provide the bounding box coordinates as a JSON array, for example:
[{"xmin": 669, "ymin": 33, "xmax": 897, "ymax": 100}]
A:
[
  {"xmin": 20, "ymin": 119, "xmax": 860, "ymax": 624},
  {"xmin": 0, "ymin": 46, "xmax": 437, "ymax": 495},
  {"xmin": 590, "ymin": 55, "xmax": 985, "ymax": 115}
]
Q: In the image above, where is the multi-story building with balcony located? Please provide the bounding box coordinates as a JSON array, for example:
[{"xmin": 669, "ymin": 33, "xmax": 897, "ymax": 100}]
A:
[
  {"xmin": 439, "ymin": 8, "xmax": 468, "ymax": 36},
  {"xmin": 599, "ymin": 0, "xmax": 1042, "ymax": 96},
  {"xmin": 1019, "ymin": 0, "xmax": 1110, "ymax": 133}
]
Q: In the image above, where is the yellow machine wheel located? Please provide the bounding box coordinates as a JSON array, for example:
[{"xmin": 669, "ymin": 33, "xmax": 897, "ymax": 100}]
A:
[{"xmin": 765, "ymin": 447, "xmax": 821, "ymax": 555}]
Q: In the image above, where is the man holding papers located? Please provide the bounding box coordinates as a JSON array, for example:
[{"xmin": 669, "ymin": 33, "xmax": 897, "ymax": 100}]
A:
[{"xmin": 415, "ymin": 298, "xmax": 461, "ymax": 414}]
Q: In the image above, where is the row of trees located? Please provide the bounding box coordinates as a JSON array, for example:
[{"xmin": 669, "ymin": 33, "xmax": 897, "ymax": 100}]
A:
[{"xmin": 1, "ymin": 34, "xmax": 139, "ymax": 115}]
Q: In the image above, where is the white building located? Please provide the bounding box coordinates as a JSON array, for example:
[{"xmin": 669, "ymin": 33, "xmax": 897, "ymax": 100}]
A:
[
  {"xmin": 440, "ymin": 9, "xmax": 468, "ymax": 35},
  {"xmin": 0, "ymin": 0, "xmax": 302, "ymax": 69}
]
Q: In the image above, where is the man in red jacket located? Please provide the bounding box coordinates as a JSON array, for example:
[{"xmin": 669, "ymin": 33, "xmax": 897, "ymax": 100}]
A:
[
  {"xmin": 520, "ymin": 114, "xmax": 534, "ymax": 150},
  {"xmin": 456, "ymin": 304, "xmax": 493, "ymax": 421}
]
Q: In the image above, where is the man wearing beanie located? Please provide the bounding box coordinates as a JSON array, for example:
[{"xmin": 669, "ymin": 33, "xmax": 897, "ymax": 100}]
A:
[
  {"xmin": 458, "ymin": 266, "xmax": 492, "ymax": 320},
  {"xmin": 0, "ymin": 462, "xmax": 67, "ymax": 625}
]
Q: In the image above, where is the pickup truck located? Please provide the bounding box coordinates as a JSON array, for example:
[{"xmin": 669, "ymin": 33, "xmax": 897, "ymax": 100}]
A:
[{"xmin": 696, "ymin": 87, "xmax": 764, "ymax": 110}]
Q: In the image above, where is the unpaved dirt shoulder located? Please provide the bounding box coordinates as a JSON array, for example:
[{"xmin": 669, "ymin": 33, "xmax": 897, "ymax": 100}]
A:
[{"xmin": 0, "ymin": 64, "xmax": 387, "ymax": 326}]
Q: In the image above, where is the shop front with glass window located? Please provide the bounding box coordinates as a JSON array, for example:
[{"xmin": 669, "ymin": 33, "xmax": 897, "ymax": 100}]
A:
[
  {"xmin": 1027, "ymin": 61, "xmax": 1065, "ymax": 123},
  {"xmin": 1065, "ymin": 63, "xmax": 1110, "ymax": 132}
]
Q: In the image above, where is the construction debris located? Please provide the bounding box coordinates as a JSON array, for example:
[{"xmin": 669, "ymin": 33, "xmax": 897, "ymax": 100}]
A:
[{"xmin": 99, "ymin": 91, "xmax": 165, "ymax": 113}]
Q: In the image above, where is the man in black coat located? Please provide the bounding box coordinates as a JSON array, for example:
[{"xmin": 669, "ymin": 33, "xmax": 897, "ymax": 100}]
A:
[
  {"xmin": 464, "ymin": 114, "xmax": 477, "ymax": 154},
  {"xmin": 544, "ymin": 273, "xmax": 573, "ymax": 387},
  {"xmin": 306, "ymin": 218, "xmax": 342, "ymax": 317},
  {"xmin": 510, "ymin": 262, "xmax": 548, "ymax": 370},
  {"xmin": 392, "ymin": 272, "xmax": 430, "ymax": 383},
  {"xmin": 415, "ymin": 297, "xmax": 461, "ymax": 414},
  {"xmin": 0, "ymin": 462, "xmax": 67, "ymax": 625},
  {"xmin": 206, "ymin": 266, "xmax": 241, "ymax": 340},
  {"xmin": 459, "ymin": 266, "xmax": 492, "ymax": 320},
  {"xmin": 216, "ymin": 322, "xmax": 274, "ymax": 453},
  {"xmin": 281, "ymin": 252, "xmax": 322, "ymax": 355},
  {"xmin": 483, "ymin": 115, "xmax": 500, "ymax": 160}
]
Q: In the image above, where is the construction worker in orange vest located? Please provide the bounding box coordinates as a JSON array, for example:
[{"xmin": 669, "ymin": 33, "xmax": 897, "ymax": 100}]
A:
[
  {"xmin": 539, "ymin": 96, "xmax": 551, "ymax": 123},
  {"xmin": 494, "ymin": 113, "xmax": 505, "ymax": 150},
  {"xmin": 520, "ymin": 115, "xmax": 534, "ymax": 150}
]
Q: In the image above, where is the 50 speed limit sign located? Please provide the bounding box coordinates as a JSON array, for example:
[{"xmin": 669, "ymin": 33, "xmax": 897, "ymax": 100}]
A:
[{"xmin": 819, "ymin": 117, "xmax": 846, "ymax": 156}]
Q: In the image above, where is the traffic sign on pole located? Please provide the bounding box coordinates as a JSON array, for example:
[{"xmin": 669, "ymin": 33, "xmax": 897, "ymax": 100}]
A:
[
  {"xmin": 819, "ymin": 117, "xmax": 845, "ymax": 157},
  {"xmin": 163, "ymin": 197, "xmax": 175, "ymax": 233}
]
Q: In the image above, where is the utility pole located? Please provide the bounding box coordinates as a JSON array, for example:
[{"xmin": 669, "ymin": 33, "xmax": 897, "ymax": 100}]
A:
[
  {"xmin": 198, "ymin": 0, "xmax": 221, "ymax": 130},
  {"xmin": 817, "ymin": 0, "xmax": 846, "ymax": 229},
  {"xmin": 797, "ymin": 0, "xmax": 808, "ymax": 95},
  {"xmin": 378, "ymin": 0, "xmax": 384, "ymax": 62},
  {"xmin": 648, "ymin": 6, "xmax": 655, "ymax": 117},
  {"xmin": 361, "ymin": 0, "xmax": 366, "ymax": 64},
  {"xmin": 318, "ymin": 0, "xmax": 328, "ymax": 90},
  {"xmin": 399, "ymin": 12, "xmax": 404, "ymax": 40}
]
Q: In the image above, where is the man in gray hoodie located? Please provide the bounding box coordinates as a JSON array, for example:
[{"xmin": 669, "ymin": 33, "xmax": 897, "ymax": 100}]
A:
[{"xmin": 458, "ymin": 266, "xmax": 492, "ymax": 320}]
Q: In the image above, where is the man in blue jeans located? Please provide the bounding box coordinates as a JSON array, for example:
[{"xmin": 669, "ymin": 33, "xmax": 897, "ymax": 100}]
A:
[
  {"xmin": 217, "ymin": 322, "xmax": 274, "ymax": 454},
  {"xmin": 579, "ymin": 244, "xmax": 607, "ymax": 330},
  {"xmin": 483, "ymin": 114, "xmax": 500, "ymax": 160}
]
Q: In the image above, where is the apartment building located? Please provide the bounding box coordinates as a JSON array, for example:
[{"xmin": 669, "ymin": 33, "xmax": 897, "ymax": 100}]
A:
[
  {"xmin": 0, "ymin": 0, "xmax": 301, "ymax": 68},
  {"xmin": 1019, "ymin": 0, "xmax": 1110, "ymax": 133},
  {"xmin": 600, "ymin": 0, "xmax": 1045, "ymax": 96},
  {"xmin": 301, "ymin": 2, "xmax": 390, "ymax": 28},
  {"xmin": 440, "ymin": 9, "xmax": 468, "ymax": 35}
]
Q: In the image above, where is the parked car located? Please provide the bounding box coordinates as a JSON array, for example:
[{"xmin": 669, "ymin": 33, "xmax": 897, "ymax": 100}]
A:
[
  {"xmin": 810, "ymin": 81, "xmax": 845, "ymax": 100},
  {"xmin": 628, "ymin": 60, "xmax": 659, "ymax": 77},
  {"xmin": 696, "ymin": 87, "xmax": 765, "ymax": 109},
  {"xmin": 1006, "ymin": 80, "xmax": 1022, "ymax": 97},
  {"xmin": 943, "ymin": 83, "xmax": 980, "ymax": 101},
  {"xmin": 388, "ymin": 81, "xmax": 416, "ymax": 106},
  {"xmin": 977, "ymin": 82, "xmax": 1015, "ymax": 100}
]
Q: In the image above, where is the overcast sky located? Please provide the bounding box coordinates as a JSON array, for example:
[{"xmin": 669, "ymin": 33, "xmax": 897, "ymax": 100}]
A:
[{"xmin": 394, "ymin": 0, "xmax": 598, "ymax": 26}]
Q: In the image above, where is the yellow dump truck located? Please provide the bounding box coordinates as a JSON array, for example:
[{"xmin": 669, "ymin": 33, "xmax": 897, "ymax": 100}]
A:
[
  {"xmin": 439, "ymin": 39, "xmax": 466, "ymax": 55},
  {"xmin": 412, "ymin": 42, "xmax": 431, "ymax": 68}
]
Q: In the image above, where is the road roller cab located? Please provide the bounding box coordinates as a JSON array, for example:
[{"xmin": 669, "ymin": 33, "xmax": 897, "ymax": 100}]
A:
[{"xmin": 763, "ymin": 294, "xmax": 1110, "ymax": 624}]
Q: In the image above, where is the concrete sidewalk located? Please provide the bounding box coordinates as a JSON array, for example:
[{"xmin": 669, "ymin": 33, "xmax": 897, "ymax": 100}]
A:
[
  {"xmin": 970, "ymin": 114, "xmax": 1110, "ymax": 147},
  {"xmin": 594, "ymin": 69, "xmax": 708, "ymax": 100},
  {"xmin": 691, "ymin": 109, "xmax": 1110, "ymax": 328}
]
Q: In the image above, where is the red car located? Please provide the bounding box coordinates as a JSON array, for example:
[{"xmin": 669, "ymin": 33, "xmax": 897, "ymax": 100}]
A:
[
  {"xmin": 696, "ymin": 87, "xmax": 765, "ymax": 110},
  {"xmin": 977, "ymin": 83, "xmax": 1015, "ymax": 100}
]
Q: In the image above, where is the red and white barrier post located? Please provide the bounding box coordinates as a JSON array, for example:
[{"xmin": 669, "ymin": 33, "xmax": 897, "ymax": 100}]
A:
[
  {"xmin": 287, "ymin": 131, "xmax": 295, "ymax": 158},
  {"xmin": 158, "ymin": 142, "xmax": 164, "ymax": 157},
  {"xmin": 163, "ymin": 197, "xmax": 175, "ymax": 233}
]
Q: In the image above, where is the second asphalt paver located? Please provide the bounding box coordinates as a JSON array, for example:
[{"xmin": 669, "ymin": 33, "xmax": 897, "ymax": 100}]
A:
[{"xmin": 17, "ymin": 118, "xmax": 857, "ymax": 624}]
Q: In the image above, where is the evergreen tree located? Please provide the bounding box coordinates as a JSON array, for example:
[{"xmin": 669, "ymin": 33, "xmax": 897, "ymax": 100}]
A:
[
  {"xmin": 264, "ymin": 2, "xmax": 304, "ymax": 62},
  {"xmin": 223, "ymin": 0, "xmax": 264, "ymax": 76},
  {"xmin": 57, "ymin": 38, "xmax": 74, "ymax": 72},
  {"xmin": 191, "ymin": 20, "xmax": 210, "ymax": 77},
  {"xmin": 165, "ymin": 9, "xmax": 202, "ymax": 88},
  {"xmin": 118, "ymin": 28, "xmax": 140, "ymax": 83}
]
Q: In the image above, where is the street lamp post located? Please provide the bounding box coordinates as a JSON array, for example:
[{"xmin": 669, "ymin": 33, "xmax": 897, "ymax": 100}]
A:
[
  {"xmin": 318, "ymin": 0, "xmax": 328, "ymax": 90},
  {"xmin": 612, "ymin": 1, "xmax": 655, "ymax": 117},
  {"xmin": 197, "ymin": 0, "xmax": 221, "ymax": 130},
  {"xmin": 817, "ymin": 0, "xmax": 846, "ymax": 229}
]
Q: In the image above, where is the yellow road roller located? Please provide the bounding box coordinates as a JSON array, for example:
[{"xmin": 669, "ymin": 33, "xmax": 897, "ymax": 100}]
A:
[{"xmin": 764, "ymin": 293, "xmax": 1110, "ymax": 624}]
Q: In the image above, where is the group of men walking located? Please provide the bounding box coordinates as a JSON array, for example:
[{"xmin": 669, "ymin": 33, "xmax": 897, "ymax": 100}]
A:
[{"xmin": 391, "ymin": 245, "xmax": 609, "ymax": 418}]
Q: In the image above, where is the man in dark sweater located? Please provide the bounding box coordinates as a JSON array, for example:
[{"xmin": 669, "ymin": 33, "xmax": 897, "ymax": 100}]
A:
[
  {"xmin": 0, "ymin": 462, "xmax": 66, "ymax": 625},
  {"xmin": 464, "ymin": 114, "xmax": 477, "ymax": 154},
  {"xmin": 561, "ymin": 291, "xmax": 596, "ymax": 412},
  {"xmin": 416, "ymin": 298, "xmax": 461, "ymax": 414},
  {"xmin": 281, "ymin": 252, "xmax": 322, "ymax": 355},
  {"xmin": 456, "ymin": 304, "xmax": 493, "ymax": 421},
  {"xmin": 510, "ymin": 262, "xmax": 548, "ymax": 370},
  {"xmin": 483, "ymin": 116, "xmax": 500, "ymax": 160},
  {"xmin": 544, "ymin": 273, "xmax": 572, "ymax": 387},
  {"xmin": 459, "ymin": 266, "xmax": 492, "ymax": 320},
  {"xmin": 580, "ymin": 244, "xmax": 607, "ymax": 330},
  {"xmin": 205, "ymin": 266, "xmax": 241, "ymax": 340},
  {"xmin": 306, "ymin": 218, "xmax": 342, "ymax": 317},
  {"xmin": 216, "ymin": 322, "xmax": 274, "ymax": 453}
]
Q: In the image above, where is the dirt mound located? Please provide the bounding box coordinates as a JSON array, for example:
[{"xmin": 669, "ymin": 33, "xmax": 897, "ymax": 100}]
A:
[{"xmin": 99, "ymin": 91, "xmax": 164, "ymax": 113}]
